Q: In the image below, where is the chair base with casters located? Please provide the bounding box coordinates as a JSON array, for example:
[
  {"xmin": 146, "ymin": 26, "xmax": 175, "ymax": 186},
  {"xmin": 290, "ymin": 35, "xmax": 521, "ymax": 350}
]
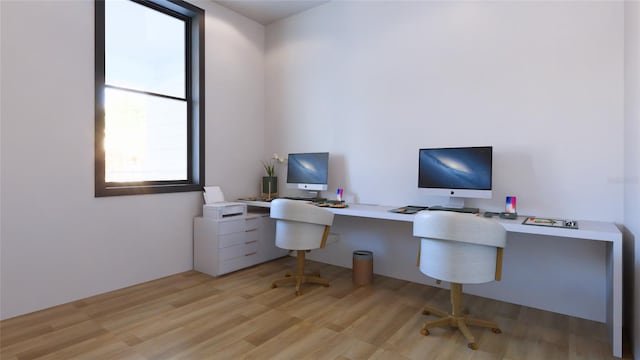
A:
[
  {"xmin": 271, "ymin": 249, "xmax": 330, "ymax": 296},
  {"xmin": 420, "ymin": 282, "xmax": 501, "ymax": 350}
]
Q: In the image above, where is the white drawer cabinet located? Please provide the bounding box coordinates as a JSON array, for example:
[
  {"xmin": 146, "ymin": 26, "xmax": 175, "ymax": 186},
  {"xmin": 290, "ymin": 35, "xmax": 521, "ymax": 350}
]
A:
[{"xmin": 194, "ymin": 213, "xmax": 285, "ymax": 276}]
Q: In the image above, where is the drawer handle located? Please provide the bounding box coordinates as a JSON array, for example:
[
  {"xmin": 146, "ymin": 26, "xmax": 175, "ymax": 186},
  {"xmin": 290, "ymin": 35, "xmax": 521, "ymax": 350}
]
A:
[
  {"xmin": 245, "ymin": 229, "xmax": 257, "ymax": 232},
  {"xmin": 245, "ymin": 252, "xmax": 257, "ymax": 256},
  {"xmin": 245, "ymin": 240, "xmax": 258, "ymax": 244}
]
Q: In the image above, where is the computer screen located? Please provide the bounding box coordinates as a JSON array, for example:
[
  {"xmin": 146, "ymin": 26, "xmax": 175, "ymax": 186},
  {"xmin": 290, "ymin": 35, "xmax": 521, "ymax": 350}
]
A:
[
  {"xmin": 286, "ymin": 152, "xmax": 329, "ymax": 192},
  {"xmin": 418, "ymin": 146, "xmax": 493, "ymax": 203}
]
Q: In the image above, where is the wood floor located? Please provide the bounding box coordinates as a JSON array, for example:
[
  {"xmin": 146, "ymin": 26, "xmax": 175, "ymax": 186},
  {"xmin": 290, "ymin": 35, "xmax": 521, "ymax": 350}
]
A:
[{"xmin": 0, "ymin": 257, "xmax": 631, "ymax": 360}]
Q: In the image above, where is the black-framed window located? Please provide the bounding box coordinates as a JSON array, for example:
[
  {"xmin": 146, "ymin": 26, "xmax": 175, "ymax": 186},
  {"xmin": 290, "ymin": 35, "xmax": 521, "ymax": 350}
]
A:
[{"xmin": 95, "ymin": 0, "xmax": 204, "ymax": 197}]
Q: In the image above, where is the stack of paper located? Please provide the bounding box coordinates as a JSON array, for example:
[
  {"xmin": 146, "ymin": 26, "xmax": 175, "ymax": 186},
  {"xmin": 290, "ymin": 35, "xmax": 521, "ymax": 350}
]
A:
[{"xmin": 203, "ymin": 186, "xmax": 224, "ymax": 204}]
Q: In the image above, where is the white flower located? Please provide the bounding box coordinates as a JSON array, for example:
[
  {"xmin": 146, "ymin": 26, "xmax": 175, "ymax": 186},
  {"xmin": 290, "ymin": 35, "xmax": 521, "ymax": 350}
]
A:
[
  {"xmin": 263, "ymin": 153, "xmax": 286, "ymax": 176},
  {"xmin": 272, "ymin": 153, "xmax": 285, "ymax": 163}
]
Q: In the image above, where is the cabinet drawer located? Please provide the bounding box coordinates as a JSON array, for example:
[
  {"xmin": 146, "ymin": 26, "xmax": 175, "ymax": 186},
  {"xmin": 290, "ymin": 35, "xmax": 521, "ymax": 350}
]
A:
[
  {"xmin": 218, "ymin": 232, "xmax": 247, "ymax": 248},
  {"xmin": 245, "ymin": 216, "xmax": 259, "ymax": 231},
  {"xmin": 219, "ymin": 251, "xmax": 260, "ymax": 274},
  {"xmin": 218, "ymin": 220, "xmax": 246, "ymax": 235},
  {"xmin": 219, "ymin": 241, "xmax": 258, "ymax": 261},
  {"xmin": 245, "ymin": 227, "xmax": 259, "ymax": 242}
]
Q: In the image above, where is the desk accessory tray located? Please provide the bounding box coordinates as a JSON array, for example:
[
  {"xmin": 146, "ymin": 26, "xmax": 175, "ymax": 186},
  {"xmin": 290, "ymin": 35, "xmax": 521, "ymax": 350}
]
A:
[
  {"xmin": 484, "ymin": 212, "xmax": 517, "ymax": 219},
  {"xmin": 499, "ymin": 212, "xmax": 518, "ymax": 220},
  {"xmin": 389, "ymin": 206, "xmax": 428, "ymax": 214},
  {"xmin": 523, "ymin": 217, "xmax": 578, "ymax": 229},
  {"xmin": 316, "ymin": 201, "xmax": 348, "ymax": 208},
  {"xmin": 238, "ymin": 196, "xmax": 275, "ymax": 202}
]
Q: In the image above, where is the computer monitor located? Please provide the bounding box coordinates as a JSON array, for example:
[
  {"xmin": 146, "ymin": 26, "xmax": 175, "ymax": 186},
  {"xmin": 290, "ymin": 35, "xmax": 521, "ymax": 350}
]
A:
[
  {"xmin": 286, "ymin": 152, "xmax": 329, "ymax": 195},
  {"xmin": 418, "ymin": 146, "xmax": 493, "ymax": 208}
]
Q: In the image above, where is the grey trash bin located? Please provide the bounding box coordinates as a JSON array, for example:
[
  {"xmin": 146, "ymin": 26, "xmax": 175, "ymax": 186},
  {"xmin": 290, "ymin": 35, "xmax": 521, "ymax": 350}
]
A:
[{"xmin": 352, "ymin": 250, "xmax": 373, "ymax": 286}]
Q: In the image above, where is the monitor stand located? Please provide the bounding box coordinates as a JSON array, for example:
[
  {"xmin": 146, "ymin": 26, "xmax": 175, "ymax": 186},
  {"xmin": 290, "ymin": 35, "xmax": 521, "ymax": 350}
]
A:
[
  {"xmin": 427, "ymin": 197, "xmax": 479, "ymax": 214},
  {"xmin": 284, "ymin": 191, "xmax": 326, "ymax": 203},
  {"xmin": 428, "ymin": 205, "xmax": 479, "ymax": 214},
  {"xmin": 447, "ymin": 197, "xmax": 465, "ymax": 209},
  {"xmin": 305, "ymin": 190, "xmax": 320, "ymax": 199}
]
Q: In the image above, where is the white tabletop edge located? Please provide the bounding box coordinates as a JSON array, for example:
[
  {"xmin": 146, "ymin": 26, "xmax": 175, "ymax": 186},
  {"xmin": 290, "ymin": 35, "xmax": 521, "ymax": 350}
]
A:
[{"xmin": 237, "ymin": 200, "xmax": 621, "ymax": 241}]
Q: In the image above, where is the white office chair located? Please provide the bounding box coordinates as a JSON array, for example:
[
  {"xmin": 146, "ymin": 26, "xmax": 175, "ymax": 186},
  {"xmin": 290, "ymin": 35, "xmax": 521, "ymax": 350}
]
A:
[
  {"xmin": 413, "ymin": 211, "xmax": 507, "ymax": 350},
  {"xmin": 270, "ymin": 199, "xmax": 335, "ymax": 296}
]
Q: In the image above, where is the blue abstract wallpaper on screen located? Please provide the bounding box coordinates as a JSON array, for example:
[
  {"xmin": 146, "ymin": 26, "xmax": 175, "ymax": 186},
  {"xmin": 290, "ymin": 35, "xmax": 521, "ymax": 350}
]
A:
[
  {"xmin": 287, "ymin": 153, "xmax": 329, "ymax": 185},
  {"xmin": 419, "ymin": 147, "xmax": 492, "ymax": 190}
]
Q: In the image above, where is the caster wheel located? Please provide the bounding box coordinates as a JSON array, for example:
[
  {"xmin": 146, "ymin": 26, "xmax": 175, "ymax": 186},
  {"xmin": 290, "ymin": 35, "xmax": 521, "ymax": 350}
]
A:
[
  {"xmin": 468, "ymin": 342, "xmax": 478, "ymax": 350},
  {"xmin": 422, "ymin": 310, "xmax": 430, "ymax": 315},
  {"xmin": 271, "ymin": 284, "xmax": 277, "ymax": 289},
  {"xmin": 285, "ymin": 274, "xmax": 292, "ymax": 278},
  {"xmin": 491, "ymin": 328, "xmax": 502, "ymax": 334},
  {"xmin": 420, "ymin": 328, "xmax": 429, "ymax": 336},
  {"xmin": 295, "ymin": 290, "xmax": 302, "ymax": 296}
]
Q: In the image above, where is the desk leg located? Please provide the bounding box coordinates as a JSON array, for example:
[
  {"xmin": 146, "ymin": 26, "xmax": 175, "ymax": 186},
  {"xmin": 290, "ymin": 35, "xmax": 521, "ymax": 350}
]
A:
[{"xmin": 608, "ymin": 238, "xmax": 622, "ymax": 358}]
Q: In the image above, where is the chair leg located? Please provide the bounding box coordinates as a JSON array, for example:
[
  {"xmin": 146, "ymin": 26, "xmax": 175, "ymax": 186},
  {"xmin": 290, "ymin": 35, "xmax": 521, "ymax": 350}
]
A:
[
  {"xmin": 272, "ymin": 276, "xmax": 296, "ymax": 288},
  {"xmin": 450, "ymin": 283, "xmax": 463, "ymax": 317},
  {"xmin": 304, "ymin": 275, "xmax": 330, "ymax": 287},
  {"xmin": 420, "ymin": 316, "xmax": 452, "ymax": 335},
  {"xmin": 292, "ymin": 251, "xmax": 304, "ymax": 295},
  {"xmin": 422, "ymin": 304, "xmax": 449, "ymax": 317},
  {"xmin": 464, "ymin": 317, "xmax": 501, "ymax": 333},
  {"xmin": 457, "ymin": 319, "xmax": 478, "ymax": 350},
  {"xmin": 420, "ymin": 282, "xmax": 501, "ymax": 350}
]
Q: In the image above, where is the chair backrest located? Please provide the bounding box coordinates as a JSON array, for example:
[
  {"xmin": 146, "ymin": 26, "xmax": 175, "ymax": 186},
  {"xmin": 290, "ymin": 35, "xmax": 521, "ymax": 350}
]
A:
[
  {"xmin": 413, "ymin": 211, "xmax": 506, "ymax": 284},
  {"xmin": 270, "ymin": 199, "xmax": 335, "ymax": 250}
]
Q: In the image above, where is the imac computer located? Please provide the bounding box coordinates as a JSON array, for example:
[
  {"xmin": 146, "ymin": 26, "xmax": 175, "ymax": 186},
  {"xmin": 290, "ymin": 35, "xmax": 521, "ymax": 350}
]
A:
[
  {"xmin": 418, "ymin": 146, "xmax": 493, "ymax": 209},
  {"xmin": 286, "ymin": 152, "xmax": 329, "ymax": 198}
]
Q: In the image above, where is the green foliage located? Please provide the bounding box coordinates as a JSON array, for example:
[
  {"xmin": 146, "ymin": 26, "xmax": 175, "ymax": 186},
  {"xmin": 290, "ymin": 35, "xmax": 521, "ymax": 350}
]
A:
[{"xmin": 262, "ymin": 160, "xmax": 276, "ymax": 177}]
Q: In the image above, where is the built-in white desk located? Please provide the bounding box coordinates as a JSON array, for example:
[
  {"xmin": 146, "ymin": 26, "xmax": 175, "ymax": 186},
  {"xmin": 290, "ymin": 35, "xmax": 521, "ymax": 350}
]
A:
[{"xmin": 240, "ymin": 200, "xmax": 623, "ymax": 357}]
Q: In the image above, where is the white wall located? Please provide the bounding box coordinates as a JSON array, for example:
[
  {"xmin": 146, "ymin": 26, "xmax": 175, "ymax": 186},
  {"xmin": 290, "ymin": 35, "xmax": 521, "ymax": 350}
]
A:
[
  {"xmin": 624, "ymin": 1, "xmax": 640, "ymax": 357},
  {"xmin": 266, "ymin": 1, "xmax": 624, "ymax": 221},
  {"xmin": 199, "ymin": 1, "xmax": 267, "ymax": 199},
  {"xmin": 0, "ymin": 0, "xmax": 265, "ymax": 319},
  {"xmin": 265, "ymin": 1, "xmax": 624, "ymax": 322}
]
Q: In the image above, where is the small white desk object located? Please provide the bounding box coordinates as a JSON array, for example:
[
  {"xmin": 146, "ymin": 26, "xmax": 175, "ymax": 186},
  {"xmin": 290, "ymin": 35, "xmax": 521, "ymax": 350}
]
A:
[
  {"xmin": 203, "ymin": 185, "xmax": 226, "ymax": 204},
  {"xmin": 239, "ymin": 200, "xmax": 622, "ymax": 358},
  {"xmin": 202, "ymin": 202, "xmax": 247, "ymax": 220}
]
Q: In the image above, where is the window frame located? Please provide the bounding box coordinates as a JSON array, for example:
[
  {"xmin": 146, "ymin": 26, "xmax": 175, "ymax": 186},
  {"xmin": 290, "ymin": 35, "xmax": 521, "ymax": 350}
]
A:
[{"xmin": 95, "ymin": 0, "xmax": 205, "ymax": 197}]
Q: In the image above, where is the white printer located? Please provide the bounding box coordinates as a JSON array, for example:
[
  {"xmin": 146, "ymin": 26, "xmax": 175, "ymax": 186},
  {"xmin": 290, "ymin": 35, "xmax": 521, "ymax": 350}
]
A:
[
  {"xmin": 203, "ymin": 202, "xmax": 247, "ymax": 220},
  {"xmin": 201, "ymin": 186, "xmax": 247, "ymax": 220}
]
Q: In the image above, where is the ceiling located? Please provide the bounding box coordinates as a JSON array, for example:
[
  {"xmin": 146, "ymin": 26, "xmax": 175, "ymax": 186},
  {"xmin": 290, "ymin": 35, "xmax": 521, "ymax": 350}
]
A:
[{"xmin": 214, "ymin": 0, "xmax": 330, "ymax": 25}]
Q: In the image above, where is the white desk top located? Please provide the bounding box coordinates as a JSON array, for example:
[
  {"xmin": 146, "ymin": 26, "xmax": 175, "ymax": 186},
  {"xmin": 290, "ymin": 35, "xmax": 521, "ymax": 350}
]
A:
[{"xmin": 239, "ymin": 200, "xmax": 621, "ymax": 242}]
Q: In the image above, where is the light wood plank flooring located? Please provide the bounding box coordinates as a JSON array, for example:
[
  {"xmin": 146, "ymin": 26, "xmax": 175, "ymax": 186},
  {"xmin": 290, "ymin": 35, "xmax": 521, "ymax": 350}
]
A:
[{"xmin": 0, "ymin": 257, "xmax": 632, "ymax": 359}]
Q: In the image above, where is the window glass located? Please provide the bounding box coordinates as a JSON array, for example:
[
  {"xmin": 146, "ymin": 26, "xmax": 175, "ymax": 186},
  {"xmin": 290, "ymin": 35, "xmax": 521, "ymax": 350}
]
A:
[
  {"xmin": 95, "ymin": 0, "xmax": 204, "ymax": 196},
  {"xmin": 105, "ymin": 0, "xmax": 185, "ymax": 98},
  {"xmin": 104, "ymin": 88, "xmax": 187, "ymax": 182}
]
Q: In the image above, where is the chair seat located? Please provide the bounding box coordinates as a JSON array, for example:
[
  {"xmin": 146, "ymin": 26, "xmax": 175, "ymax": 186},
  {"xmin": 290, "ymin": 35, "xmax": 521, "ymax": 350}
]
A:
[
  {"xmin": 413, "ymin": 211, "xmax": 507, "ymax": 350},
  {"xmin": 413, "ymin": 211, "xmax": 506, "ymax": 248},
  {"xmin": 270, "ymin": 199, "xmax": 334, "ymax": 226},
  {"xmin": 275, "ymin": 220, "xmax": 330, "ymax": 250},
  {"xmin": 419, "ymin": 238, "xmax": 500, "ymax": 284}
]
